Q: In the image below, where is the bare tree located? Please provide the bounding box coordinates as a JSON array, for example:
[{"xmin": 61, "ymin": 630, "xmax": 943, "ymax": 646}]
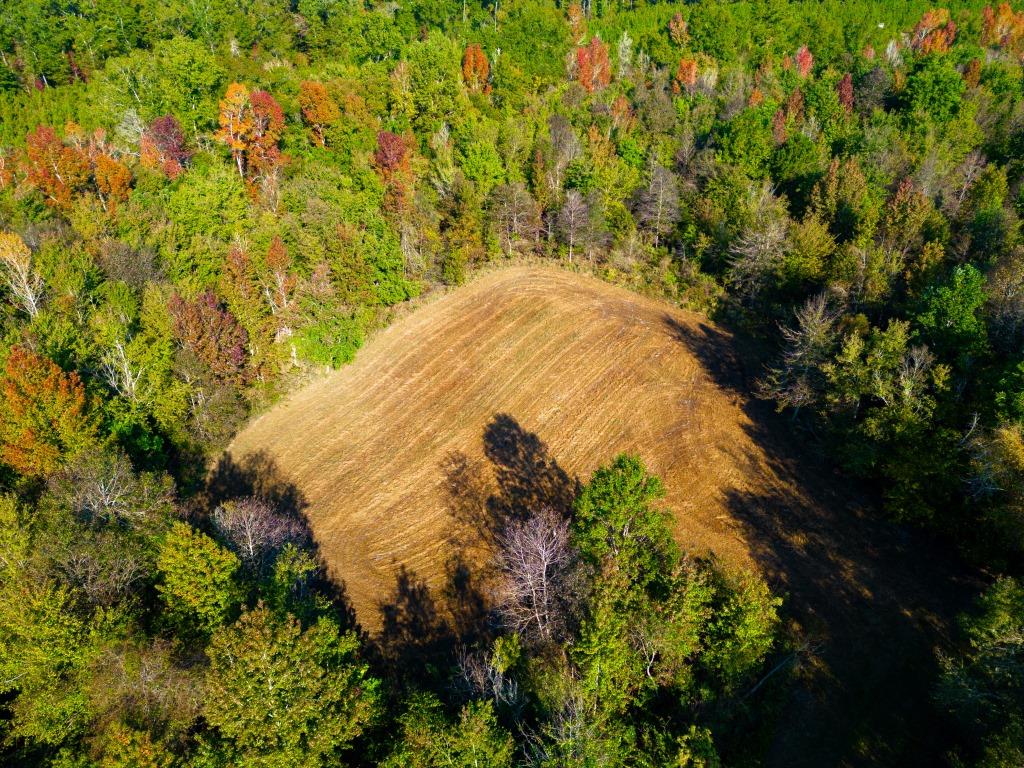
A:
[
  {"xmin": 557, "ymin": 190, "xmax": 589, "ymax": 263},
  {"xmin": 635, "ymin": 161, "xmax": 679, "ymax": 247},
  {"xmin": 758, "ymin": 293, "xmax": 840, "ymax": 415},
  {"xmin": 893, "ymin": 345, "xmax": 936, "ymax": 413},
  {"xmin": 90, "ymin": 639, "xmax": 204, "ymax": 733},
  {"xmin": 57, "ymin": 533, "xmax": 149, "ymax": 607},
  {"xmin": 493, "ymin": 506, "xmax": 577, "ymax": 644},
  {"xmin": 48, "ymin": 451, "xmax": 174, "ymax": 529},
  {"xmin": 728, "ymin": 217, "xmax": 789, "ymax": 300},
  {"xmin": 545, "ymin": 115, "xmax": 581, "ymax": 196},
  {"xmin": 0, "ymin": 231, "xmax": 44, "ymax": 318},
  {"xmin": 100, "ymin": 340, "xmax": 145, "ymax": 401},
  {"xmin": 456, "ymin": 646, "xmax": 523, "ymax": 713},
  {"xmin": 212, "ymin": 497, "xmax": 306, "ymax": 573},
  {"xmin": 489, "ymin": 182, "xmax": 540, "ymax": 257},
  {"xmin": 986, "ymin": 248, "xmax": 1024, "ymax": 351},
  {"xmin": 728, "ymin": 182, "xmax": 791, "ymax": 301}
]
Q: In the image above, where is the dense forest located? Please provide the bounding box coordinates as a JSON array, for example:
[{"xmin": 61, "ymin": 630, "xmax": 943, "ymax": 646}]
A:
[{"xmin": 1, "ymin": 0, "xmax": 1023, "ymax": 765}]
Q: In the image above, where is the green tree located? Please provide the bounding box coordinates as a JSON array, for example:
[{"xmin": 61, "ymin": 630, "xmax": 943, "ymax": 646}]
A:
[
  {"xmin": 383, "ymin": 694, "xmax": 514, "ymax": 768},
  {"xmin": 914, "ymin": 264, "xmax": 988, "ymax": 365},
  {"xmin": 572, "ymin": 453, "xmax": 675, "ymax": 586},
  {"xmin": 203, "ymin": 604, "xmax": 380, "ymax": 768},
  {"xmin": 0, "ymin": 497, "xmax": 116, "ymax": 748},
  {"xmin": 905, "ymin": 56, "xmax": 965, "ymax": 123},
  {"xmin": 156, "ymin": 522, "xmax": 240, "ymax": 638},
  {"xmin": 937, "ymin": 577, "xmax": 1024, "ymax": 768},
  {"xmin": 407, "ymin": 32, "xmax": 464, "ymax": 135}
]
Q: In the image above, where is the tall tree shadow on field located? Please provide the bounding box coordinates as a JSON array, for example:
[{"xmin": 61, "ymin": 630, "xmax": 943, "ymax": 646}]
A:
[
  {"xmin": 206, "ymin": 449, "xmax": 308, "ymax": 517},
  {"xmin": 203, "ymin": 450, "xmax": 358, "ymax": 633},
  {"xmin": 661, "ymin": 313, "xmax": 981, "ymax": 767},
  {"xmin": 373, "ymin": 414, "xmax": 577, "ymax": 694}
]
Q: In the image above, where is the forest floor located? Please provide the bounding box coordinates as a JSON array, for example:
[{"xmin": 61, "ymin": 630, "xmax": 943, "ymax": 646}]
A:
[{"xmin": 224, "ymin": 265, "xmax": 978, "ymax": 767}]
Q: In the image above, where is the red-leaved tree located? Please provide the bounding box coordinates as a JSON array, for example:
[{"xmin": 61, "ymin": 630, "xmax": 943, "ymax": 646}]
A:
[
  {"xmin": 169, "ymin": 291, "xmax": 249, "ymax": 384},
  {"xmin": 140, "ymin": 115, "xmax": 191, "ymax": 179},
  {"xmin": 575, "ymin": 37, "xmax": 611, "ymax": 93},
  {"xmin": 374, "ymin": 131, "xmax": 408, "ymax": 176},
  {"xmin": 795, "ymin": 45, "xmax": 814, "ymax": 78},
  {"xmin": 838, "ymin": 73, "xmax": 854, "ymax": 114}
]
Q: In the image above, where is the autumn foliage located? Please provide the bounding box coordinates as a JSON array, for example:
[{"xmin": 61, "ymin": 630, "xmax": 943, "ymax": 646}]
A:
[
  {"xmin": 795, "ymin": 45, "xmax": 814, "ymax": 78},
  {"xmin": 575, "ymin": 37, "xmax": 611, "ymax": 93},
  {"xmin": 982, "ymin": 3, "xmax": 1024, "ymax": 53},
  {"xmin": 0, "ymin": 346, "xmax": 96, "ymax": 477},
  {"xmin": 567, "ymin": 2, "xmax": 586, "ymax": 43},
  {"xmin": 169, "ymin": 291, "xmax": 249, "ymax": 384},
  {"xmin": 22, "ymin": 124, "xmax": 133, "ymax": 212},
  {"xmin": 140, "ymin": 115, "xmax": 191, "ymax": 179},
  {"xmin": 374, "ymin": 131, "xmax": 408, "ymax": 175},
  {"xmin": 838, "ymin": 73, "xmax": 854, "ymax": 113},
  {"xmin": 669, "ymin": 13, "xmax": 689, "ymax": 46},
  {"xmin": 215, "ymin": 83, "xmax": 285, "ymax": 188},
  {"xmin": 298, "ymin": 81, "xmax": 340, "ymax": 147},
  {"xmin": 912, "ymin": 9, "xmax": 957, "ymax": 54},
  {"xmin": 23, "ymin": 125, "xmax": 90, "ymax": 209},
  {"xmin": 93, "ymin": 154, "xmax": 132, "ymax": 213},
  {"xmin": 374, "ymin": 131, "xmax": 411, "ymax": 211},
  {"xmin": 462, "ymin": 44, "xmax": 490, "ymax": 93},
  {"xmin": 673, "ymin": 57, "xmax": 698, "ymax": 94}
]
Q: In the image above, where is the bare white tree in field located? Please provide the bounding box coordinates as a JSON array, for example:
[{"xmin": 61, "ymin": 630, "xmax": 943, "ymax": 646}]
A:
[
  {"xmin": 494, "ymin": 506, "xmax": 577, "ymax": 644},
  {"xmin": 213, "ymin": 497, "xmax": 306, "ymax": 573},
  {"xmin": 635, "ymin": 161, "xmax": 679, "ymax": 247},
  {"xmin": 0, "ymin": 231, "xmax": 44, "ymax": 318},
  {"xmin": 557, "ymin": 190, "xmax": 589, "ymax": 263}
]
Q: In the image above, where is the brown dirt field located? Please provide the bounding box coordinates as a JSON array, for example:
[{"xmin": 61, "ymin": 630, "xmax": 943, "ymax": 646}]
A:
[
  {"xmin": 224, "ymin": 265, "xmax": 977, "ymax": 767},
  {"xmin": 227, "ymin": 266, "xmax": 770, "ymax": 620}
]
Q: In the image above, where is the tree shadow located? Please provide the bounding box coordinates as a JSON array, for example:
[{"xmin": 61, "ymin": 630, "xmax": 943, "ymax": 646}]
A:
[
  {"xmin": 373, "ymin": 414, "xmax": 576, "ymax": 695},
  {"xmin": 660, "ymin": 312, "xmax": 982, "ymax": 767},
  {"xmin": 483, "ymin": 413, "xmax": 578, "ymax": 524},
  {"xmin": 205, "ymin": 449, "xmax": 308, "ymax": 517},
  {"xmin": 203, "ymin": 450, "xmax": 358, "ymax": 633}
]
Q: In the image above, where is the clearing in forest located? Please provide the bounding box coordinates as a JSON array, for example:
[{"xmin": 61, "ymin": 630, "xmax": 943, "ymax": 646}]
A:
[
  {"xmin": 226, "ymin": 266, "xmax": 773, "ymax": 624},
  {"xmin": 225, "ymin": 265, "xmax": 973, "ymax": 765}
]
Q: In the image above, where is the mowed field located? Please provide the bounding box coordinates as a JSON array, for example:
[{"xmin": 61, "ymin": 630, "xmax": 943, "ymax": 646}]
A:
[
  {"xmin": 227, "ymin": 264, "xmax": 974, "ymax": 765},
  {"xmin": 228, "ymin": 265, "xmax": 776, "ymax": 623}
]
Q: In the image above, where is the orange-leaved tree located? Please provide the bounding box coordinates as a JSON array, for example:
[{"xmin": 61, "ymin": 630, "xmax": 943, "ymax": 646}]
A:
[
  {"xmin": 216, "ymin": 83, "xmax": 285, "ymax": 194},
  {"xmin": 575, "ymin": 37, "xmax": 611, "ymax": 93},
  {"xmin": 462, "ymin": 44, "xmax": 490, "ymax": 93},
  {"xmin": 217, "ymin": 82, "xmax": 253, "ymax": 179},
  {"xmin": 982, "ymin": 3, "xmax": 1024, "ymax": 53},
  {"xmin": 298, "ymin": 81, "xmax": 340, "ymax": 147},
  {"xmin": 22, "ymin": 125, "xmax": 90, "ymax": 210},
  {"xmin": 912, "ymin": 9, "xmax": 957, "ymax": 54},
  {"xmin": 0, "ymin": 346, "xmax": 97, "ymax": 478}
]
